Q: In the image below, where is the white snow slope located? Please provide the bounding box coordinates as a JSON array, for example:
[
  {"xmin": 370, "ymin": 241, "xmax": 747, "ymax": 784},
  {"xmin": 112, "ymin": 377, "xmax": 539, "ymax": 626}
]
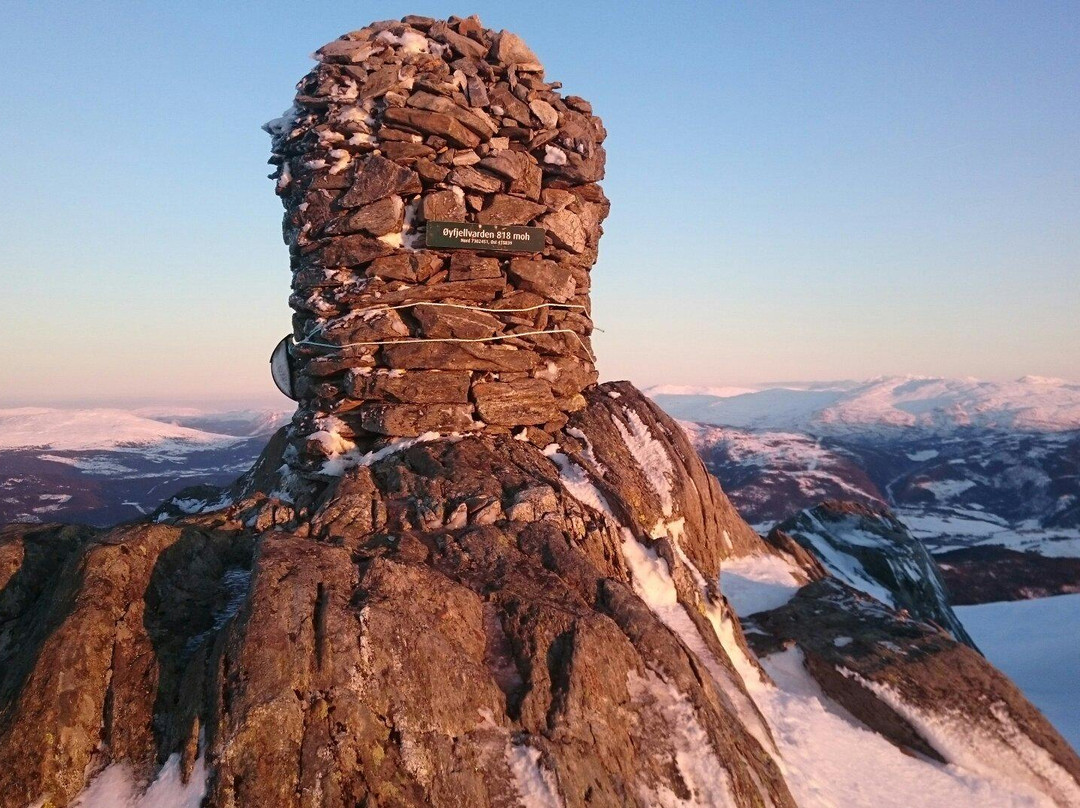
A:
[
  {"xmin": 647, "ymin": 376, "xmax": 1080, "ymax": 434},
  {"xmin": 958, "ymin": 594, "xmax": 1080, "ymax": 752},
  {"xmin": 0, "ymin": 408, "xmax": 240, "ymax": 452}
]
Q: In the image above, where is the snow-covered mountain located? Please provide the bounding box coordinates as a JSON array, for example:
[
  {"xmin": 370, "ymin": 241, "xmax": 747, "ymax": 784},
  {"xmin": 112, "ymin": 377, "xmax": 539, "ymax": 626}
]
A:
[
  {"xmin": 130, "ymin": 408, "xmax": 293, "ymax": 439},
  {"xmin": 0, "ymin": 407, "xmax": 289, "ymax": 526},
  {"xmin": 649, "ymin": 376, "xmax": 1080, "ymax": 435},
  {"xmin": 655, "ymin": 379, "xmax": 1080, "ymax": 567},
  {"xmin": 0, "ymin": 408, "xmax": 243, "ymax": 452}
]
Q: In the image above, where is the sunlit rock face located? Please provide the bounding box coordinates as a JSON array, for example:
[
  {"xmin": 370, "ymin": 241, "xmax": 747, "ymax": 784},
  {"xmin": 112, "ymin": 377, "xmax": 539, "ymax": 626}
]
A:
[{"xmin": 266, "ymin": 16, "xmax": 609, "ymax": 473}]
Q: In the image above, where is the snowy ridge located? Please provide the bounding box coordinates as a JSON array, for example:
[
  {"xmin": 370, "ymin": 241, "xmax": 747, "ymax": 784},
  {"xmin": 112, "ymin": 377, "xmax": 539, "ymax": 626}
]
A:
[
  {"xmin": 132, "ymin": 408, "xmax": 292, "ymax": 438},
  {"xmin": 648, "ymin": 375, "xmax": 1080, "ymax": 434},
  {"xmin": 773, "ymin": 503, "xmax": 974, "ymax": 645},
  {"xmin": 840, "ymin": 669, "xmax": 1080, "ymax": 806},
  {"xmin": 644, "ymin": 385, "xmax": 758, "ymax": 399},
  {"xmin": 679, "ymin": 406, "xmax": 1080, "ymax": 558},
  {"xmin": 0, "ymin": 408, "xmax": 242, "ymax": 452},
  {"xmin": 679, "ymin": 421, "xmax": 883, "ymax": 528}
]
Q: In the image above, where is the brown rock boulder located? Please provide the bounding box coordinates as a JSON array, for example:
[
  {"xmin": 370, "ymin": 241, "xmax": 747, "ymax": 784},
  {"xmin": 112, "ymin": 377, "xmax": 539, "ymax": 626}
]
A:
[
  {"xmin": 472, "ymin": 379, "xmax": 559, "ymax": 425},
  {"xmin": 448, "ymin": 252, "xmax": 501, "ymax": 281},
  {"xmin": 340, "ymin": 155, "xmax": 422, "ymax": 207},
  {"xmin": 540, "ymin": 209, "xmax": 587, "ymax": 253},
  {"xmin": 359, "ymin": 402, "xmax": 476, "ymax": 436},
  {"xmin": 380, "ymin": 342, "xmax": 541, "ymax": 372},
  {"xmin": 508, "ymin": 257, "xmax": 576, "ymax": 302},
  {"xmin": 411, "ymin": 303, "xmax": 502, "ymax": 339},
  {"xmin": 382, "ymin": 107, "xmax": 482, "ymax": 149},
  {"xmin": 325, "ymin": 196, "xmax": 404, "ymax": 236},
  {"xmin": 420, "ymin": 189, "xmax": 466, "ymax": 222},
  {"xmin": 446, "ymin": 165, "xmax": 504, "ymax": 194},
  {"xmin": 477, "ymin": 194, "xmax": 546, "ymax": 226},
  {"xmin": 317, "ymin": 234, "xmax": 394, "ymax": 267},
  {"xmin": 345, "ymin": 369, "xmax": 472, "ymax": 404}
]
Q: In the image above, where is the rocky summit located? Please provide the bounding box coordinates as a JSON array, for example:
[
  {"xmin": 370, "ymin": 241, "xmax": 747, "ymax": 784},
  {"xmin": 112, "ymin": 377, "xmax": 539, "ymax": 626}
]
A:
[{"xmin": 2, "ymin": 16, "xmax": 1080, "ymax": 808}]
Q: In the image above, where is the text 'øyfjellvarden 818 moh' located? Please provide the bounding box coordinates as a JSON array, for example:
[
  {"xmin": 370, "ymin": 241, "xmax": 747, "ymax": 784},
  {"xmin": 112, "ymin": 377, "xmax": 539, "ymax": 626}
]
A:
[{"xmin": 1, "ymin": 15, "xmax": 1079, "ymax": 808}]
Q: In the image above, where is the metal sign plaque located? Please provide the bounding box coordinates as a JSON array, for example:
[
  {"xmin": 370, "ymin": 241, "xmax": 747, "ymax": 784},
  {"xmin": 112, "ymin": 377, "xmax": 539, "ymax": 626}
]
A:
[{"xmin": 425, "ymin": 221, "xmax": 545, "ymax": 253}]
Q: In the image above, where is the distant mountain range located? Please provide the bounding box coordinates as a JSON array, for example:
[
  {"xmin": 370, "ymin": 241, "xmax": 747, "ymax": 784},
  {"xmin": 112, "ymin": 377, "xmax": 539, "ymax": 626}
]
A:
[
  {"xmin": 0, "ymin": 407, "xmax": 289, "ymax": 526},
  {"xmin": 651, "ymin": 376, "xmax": 1080, "ymax": 601},
  {"xmin": 648, "ymin": 375, "xmax": 1080, "ymax": 434},
  {"xmin": 4, "ymin": 376, "xmax": 1079, "ymax": 568}
]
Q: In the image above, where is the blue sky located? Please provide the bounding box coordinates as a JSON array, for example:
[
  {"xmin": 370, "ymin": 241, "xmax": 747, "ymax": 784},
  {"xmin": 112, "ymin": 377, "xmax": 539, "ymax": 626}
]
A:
[{"xmin": 1, "ymin": 1, "xmax": 1077, "ymax": 406}]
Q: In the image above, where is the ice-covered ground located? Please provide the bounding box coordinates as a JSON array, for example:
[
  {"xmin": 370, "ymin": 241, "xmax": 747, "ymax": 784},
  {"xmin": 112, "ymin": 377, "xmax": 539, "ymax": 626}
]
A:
[
  {"xmin": 719, "ymin": 554, "xmax": 802, "ymax": 615},
  {"xmin": 958, "ymin": 594, "xmax": 1080, "ymax": 751}
]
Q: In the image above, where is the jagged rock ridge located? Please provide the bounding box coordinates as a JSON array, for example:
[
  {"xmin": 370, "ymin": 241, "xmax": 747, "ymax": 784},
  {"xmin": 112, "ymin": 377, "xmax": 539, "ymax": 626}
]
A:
[{"xmin": 767, "ymin": 500, "xmax": 976, "ymax": 646}]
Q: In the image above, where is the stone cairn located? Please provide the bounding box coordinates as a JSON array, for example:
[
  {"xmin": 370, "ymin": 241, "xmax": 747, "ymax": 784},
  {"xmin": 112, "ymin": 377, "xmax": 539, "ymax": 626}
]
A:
[{"xmin": 266, "ymin": 15, "xmax": 609, "ymax": 475}]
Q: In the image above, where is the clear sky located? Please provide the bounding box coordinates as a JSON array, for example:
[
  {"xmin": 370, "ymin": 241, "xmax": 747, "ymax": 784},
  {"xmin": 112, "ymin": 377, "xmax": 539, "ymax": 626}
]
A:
[{"xmin": 1, "ymin": 1, "xmax": 1077, "ymax": 407}]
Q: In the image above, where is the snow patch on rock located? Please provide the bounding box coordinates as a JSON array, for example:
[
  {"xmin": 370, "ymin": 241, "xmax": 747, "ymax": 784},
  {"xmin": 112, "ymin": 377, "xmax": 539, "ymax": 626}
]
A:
[
  {"xmin": 71, "ymin": 753, "xmax": 207, "ymax": 808},
  {"xmin": 506, "ymin": 742, "xmax": 564, "ymax": 808},
  {"xmin": 626, "ymin": 669, "xmax": 737, "ymax": 807},
  {"xmin": 614, "ymin": 408, "xmax": 675, "ymax": 516},
  {"xmin": 543, "ymin": 443, "xmax": 614, "ymax": 517},
  {"xmin": 720, "ymin": 554, "xmax": 804, "ymax": 616},
  {"xmin": 839, "ymin": 667, "xmax": 1080, "ymax": 806}
]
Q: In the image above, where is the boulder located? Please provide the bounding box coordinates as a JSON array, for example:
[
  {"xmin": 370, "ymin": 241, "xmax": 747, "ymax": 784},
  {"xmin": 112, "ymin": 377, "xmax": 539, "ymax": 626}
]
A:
[
  {"xmin": 528, "ymin": 99, "xmax": 559, "ymax": 129},
  {"xmin": 340, "ymin": 155, "xmax": 422, "ymax": 207},
  {"xmin": 477, "ymin": 150, "xmax": 533, "ymax": 182},
  {"xmin": 490, "ymin": 30, "xmax": 541, "ymax": 68},
  {"xmin": 380, "ymin": 342, "xmax": 541, "ymax": 372},
  {"xmin": 406, "ymin": 91, "xmax": 498, "ymax": 139},
  {"xmin": 539, "ymin": 209, "xmax": 587, "ymax": 253},
  {"xmin": 448, "ymin": 253, "xmax": 501, "ymax": 281},
  {"xmin": 382, "ymin": 107, "xmax": 482, "ymax": 149},
  {"xmin": 508, "ymin": 258, "xmax": 576, "ymax": 302},
  {"xmin": 358, "ymin": 401, "xmax": 476, "ymax": 436},
  {"xmin": 366, "ymin": 252, "xmax": 443, "ymax": 282},
  {"xmin": 412, "ymin": 304, "xmax": 502, "ymax": 339},
  {"xmin": 325, "ymin": 196, "xmax": 404, "ymax": 236},
  {"xmin": 472, "ymin": 379, "xmax": 558, "ymax": 425},
  {"xmin": 421, "ymin": 189, "xmax": 466, "ymax": 222},
  {"xmin": 346, "ymin": 369, "xmax": 472, "ymax": 404},
  {"xmin": 317, "ymin": 234, "xmax": 394, "ymax": 267},
  {"xmin": 487, "ymin": 85, "xmax": 531, "ymax": 125},
  {"xmin": 446, "ymin": 165, "xmax": 504, "ymax": 193},
  {"xmin": 477, "ymin": 194, "xmax": 546, "ymax": 226}
]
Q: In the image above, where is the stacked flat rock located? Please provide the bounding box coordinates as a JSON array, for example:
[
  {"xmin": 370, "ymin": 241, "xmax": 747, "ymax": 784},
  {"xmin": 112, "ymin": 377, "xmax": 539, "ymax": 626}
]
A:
[{"xmin": 266, "ymin": 15, "xmax": 609, "ymax": 473}]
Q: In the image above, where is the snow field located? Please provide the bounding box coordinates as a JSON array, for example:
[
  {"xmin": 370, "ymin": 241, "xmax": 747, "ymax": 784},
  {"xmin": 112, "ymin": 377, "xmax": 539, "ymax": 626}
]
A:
[{"xmin": 957, "ymin": 594, "xmax": 1080, "ymax": 751}]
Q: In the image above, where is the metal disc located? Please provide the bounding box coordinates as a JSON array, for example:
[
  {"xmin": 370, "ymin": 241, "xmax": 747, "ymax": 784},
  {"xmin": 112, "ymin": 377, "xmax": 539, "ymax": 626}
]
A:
[{"xmin": 269, "ymin": 334, "xmax": 298, "ymax": 400}]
